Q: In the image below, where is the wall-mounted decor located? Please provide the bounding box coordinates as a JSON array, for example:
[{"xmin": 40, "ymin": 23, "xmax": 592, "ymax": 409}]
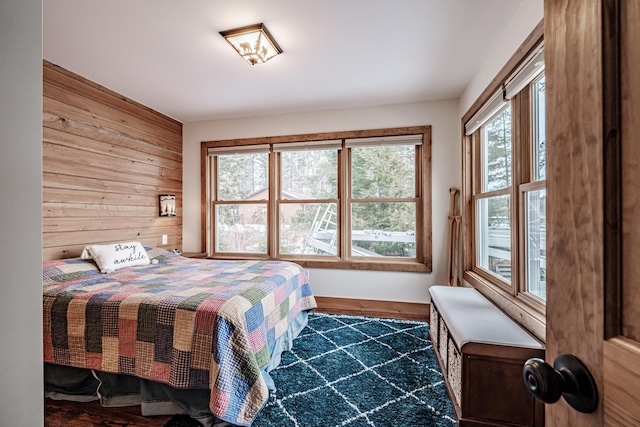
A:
[{"xmin": 159, "ymin": 194, "xmax": 176, "ymax": 216}]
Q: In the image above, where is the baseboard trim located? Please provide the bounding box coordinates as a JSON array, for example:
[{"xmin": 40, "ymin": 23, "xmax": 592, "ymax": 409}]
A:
[{"xmin": 313, "ymin": 296, "xmax": 429, "ymax": 322}]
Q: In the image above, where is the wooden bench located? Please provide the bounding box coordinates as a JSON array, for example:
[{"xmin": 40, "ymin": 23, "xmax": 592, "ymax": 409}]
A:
[{"xmin": 428, "ymin": 285, "xmax": 545, "ymax": 427}]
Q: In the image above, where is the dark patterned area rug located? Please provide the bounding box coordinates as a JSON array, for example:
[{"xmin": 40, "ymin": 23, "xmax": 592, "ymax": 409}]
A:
[
  {"xmin": 165, "ymin": 312, "xmax": 456, "ymax": 427},
  {"xmin": 255, "ymin": 312, "xmax": 455, "ymax": 426}
]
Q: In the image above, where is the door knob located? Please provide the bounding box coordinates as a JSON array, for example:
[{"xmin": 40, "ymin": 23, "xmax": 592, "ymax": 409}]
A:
[{"xmin": 523, "ymin": 354, "xmax": 599, "ymax": 413}]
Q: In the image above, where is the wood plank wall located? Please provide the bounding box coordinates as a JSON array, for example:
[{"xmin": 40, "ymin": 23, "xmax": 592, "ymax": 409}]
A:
[{"xmin": 43, "ymin": 61, "xmax": 183, "ymax": 260}]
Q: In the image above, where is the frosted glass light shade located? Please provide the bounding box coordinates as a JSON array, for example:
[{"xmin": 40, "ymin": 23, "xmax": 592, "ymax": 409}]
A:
[{"xmin": 220, "ymin": 23, "xmax": 283, "ymax": 65}]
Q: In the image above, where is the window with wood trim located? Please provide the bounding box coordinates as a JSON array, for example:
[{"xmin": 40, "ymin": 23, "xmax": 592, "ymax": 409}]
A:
[
  {"xmin": 202, "ymin": 126, "xmax": 431, "ymax": 272},
  {"xmin": 463, "ymin": 41, "xmax": 546, "ymax": 324}
]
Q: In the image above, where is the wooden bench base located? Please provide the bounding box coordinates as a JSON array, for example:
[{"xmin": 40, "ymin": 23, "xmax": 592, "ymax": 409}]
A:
[{"xmin": 429, "ymin": 286, "xmax": 545, "ymax": 427}]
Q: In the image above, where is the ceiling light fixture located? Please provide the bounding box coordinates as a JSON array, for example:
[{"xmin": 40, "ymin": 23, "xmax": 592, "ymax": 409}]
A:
[{"xmin": 219, "ymin": 23, "xmax": 283, "ymax": 65}]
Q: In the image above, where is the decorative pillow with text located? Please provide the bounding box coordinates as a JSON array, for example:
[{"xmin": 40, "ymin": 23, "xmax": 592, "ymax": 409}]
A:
[{"xmin": 81, "ymin": 241, "xmax": 150, "ymax": 273}]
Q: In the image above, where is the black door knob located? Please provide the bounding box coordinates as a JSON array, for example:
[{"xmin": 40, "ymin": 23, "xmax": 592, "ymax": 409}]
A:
[{"xmin": 523, "ymin": 354, "xmax": 599, "ymax": 413}]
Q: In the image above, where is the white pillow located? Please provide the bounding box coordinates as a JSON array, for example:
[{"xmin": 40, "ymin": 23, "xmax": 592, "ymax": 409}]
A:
[{"xmin": 81, "ymin": 241, "xmax": 150, "ymax": 273}]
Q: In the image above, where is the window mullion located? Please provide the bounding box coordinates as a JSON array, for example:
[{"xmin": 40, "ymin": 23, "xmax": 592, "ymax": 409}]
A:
[
  {"xmin": 472, "ymin": 130, "xmax": 482, "ymax": 195},
  {"xmin": 415, "ymin": 144, "xmax": 431, "ymax": 260},
  {"xmin": 475, "ymin": 187, "xmax": 512, "ymax": 199},
  {"xmin": 341, "ymin": 143, "xmax": 350, "ymax": 260},
  {"xmin": 515, "ymin": 85, "xmax": 531, "ymax": 297},
  {"xmin": 511, "ymin": 95, "xmax": 522, "ymax": 297},
  {"xmin": 269, "ymin": 149, "xmax": 278, "ymax": 258},
  {"xmin": 351, "ymin": 197, "xmax": 417, "ymax": 203},
  {"xmin": 519, "ymin": 88, "xmax": 533, "ymax": 184},
  {"xmin": 205, "ymin": 155, "xmax": 215, "ymax": 255},
  {"xmin": 519, "ymin": 180, "xmax": 546, "ymax": 193}
]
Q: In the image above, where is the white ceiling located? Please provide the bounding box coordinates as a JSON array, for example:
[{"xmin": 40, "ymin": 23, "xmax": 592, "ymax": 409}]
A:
[{"xmin": 43, "ymin": 0, "xmax": 522, "ymax": 123}]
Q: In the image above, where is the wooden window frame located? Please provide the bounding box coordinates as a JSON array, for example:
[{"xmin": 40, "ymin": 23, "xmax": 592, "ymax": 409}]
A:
[
  {"xmin": 461, "ymin": 22, "xmax": 546, "ymax": 340},
  {"xmin": 201, "ymin": 126, "xmax": 432, "ymax": 272},
  {"xmin": 470, "ymin": 104, "xmax": 514, "ymax": 295}
]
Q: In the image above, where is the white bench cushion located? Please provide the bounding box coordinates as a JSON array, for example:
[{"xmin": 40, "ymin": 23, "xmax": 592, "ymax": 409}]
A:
[{"xmin": 429, "ymin": 285, "xmax": 543, "ymax": 350}]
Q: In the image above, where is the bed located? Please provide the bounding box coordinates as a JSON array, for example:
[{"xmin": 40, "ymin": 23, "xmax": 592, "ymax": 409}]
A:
[{"xmin": 43, "ymin": 245, "xmax": 317, "ymax": 426}]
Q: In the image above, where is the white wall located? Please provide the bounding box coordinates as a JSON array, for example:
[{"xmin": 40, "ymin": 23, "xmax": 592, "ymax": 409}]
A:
[
  {"xmin": 459, "ymin": 0, "xmax": 544, "ymax": 117},
  {"xmin": 183, "ymin": 100, "xmax": 460, "ymax": 303},
  {"xmin": 183, "ymin": 0, "xmax": 544, "ymax": 305},
  {"xmin": 0, "ymin": 1, "xmax": 44, "ymax": 426}
]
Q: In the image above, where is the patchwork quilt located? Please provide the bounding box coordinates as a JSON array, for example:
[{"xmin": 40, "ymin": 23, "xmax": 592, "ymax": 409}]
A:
[{"xmin": 42, "ymin": 248, "xmax": 316, "ymax": 426}]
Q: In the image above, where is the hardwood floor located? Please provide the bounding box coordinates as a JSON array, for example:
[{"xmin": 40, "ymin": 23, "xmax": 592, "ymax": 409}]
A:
[{"xmin": 45, "ymin": 399, "xmax": 172, "ymax": 427}]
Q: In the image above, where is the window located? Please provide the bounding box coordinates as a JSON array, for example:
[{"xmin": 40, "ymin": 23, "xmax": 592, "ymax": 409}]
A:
[
  {"xmin": 209, "ymin": 146, "xmax": 270, "ymax": 254},
  {"xmin": 346, "ymin": 137, "xmax": 421, "ymax": 259},
  {"xmin": 203, "ymin": 127, "xmax": 431, "ymax": 272},
  {"xmin": 476, "ymin": 105, "xmax": 513, "ymax": 283},
  {"xmin": 276, "ymin": 141, "xmax": 340, "ymax": 256},
  {"xmin": 524, "ymin": 74, "xmax": 546, "ymax": 300},
  {"xmin": 463, "ymin": 39, "xmax": 546, "ymax": 328}
]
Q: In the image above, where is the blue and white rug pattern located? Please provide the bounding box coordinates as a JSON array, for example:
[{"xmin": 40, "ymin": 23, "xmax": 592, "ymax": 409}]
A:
[{"xmin": 253, "ymin": 312, "xmax": 456, "ymax": 427}]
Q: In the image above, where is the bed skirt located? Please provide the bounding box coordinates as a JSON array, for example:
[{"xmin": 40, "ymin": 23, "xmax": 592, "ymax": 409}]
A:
[{"xmin": 45, "ymin": 310, "xmax": 310, "ymax": 427}]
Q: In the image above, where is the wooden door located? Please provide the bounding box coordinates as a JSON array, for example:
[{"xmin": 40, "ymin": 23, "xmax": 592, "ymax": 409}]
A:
[{"xmin": 545, "ymin": 0, "xmax": 640, "ymax": 425}]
